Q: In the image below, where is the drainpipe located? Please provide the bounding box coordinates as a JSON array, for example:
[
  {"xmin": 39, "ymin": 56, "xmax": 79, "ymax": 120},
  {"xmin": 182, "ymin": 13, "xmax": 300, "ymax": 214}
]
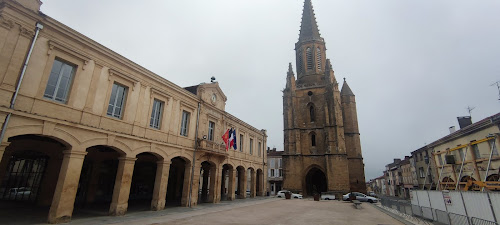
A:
[
  {"xmin": 261, "ymin": 130, "xmax": 266, "ymax": 196},
  {"xmin": 0, "ymin": 22, "xmax": 43, "ymax": 143},
  {"xmin": 188, "ymin": 102, "xmax": 201, "ymax": 207}
]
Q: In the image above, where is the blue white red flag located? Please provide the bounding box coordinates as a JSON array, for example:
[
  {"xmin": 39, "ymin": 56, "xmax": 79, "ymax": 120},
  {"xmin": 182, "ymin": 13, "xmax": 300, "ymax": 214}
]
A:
[{"xmin": 232, "ymin": 129, "xmax": 237, "ymax": 150}]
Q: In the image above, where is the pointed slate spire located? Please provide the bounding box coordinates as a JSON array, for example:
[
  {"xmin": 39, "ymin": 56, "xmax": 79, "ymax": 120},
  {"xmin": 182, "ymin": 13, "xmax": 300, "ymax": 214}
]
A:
[
  {"xmin": 341, "ymin": 78, "xmax": 355, "ymax": 96},
  {"xmin": 299, "ymin": 0, "xmax": 322, "ymax": 42}
]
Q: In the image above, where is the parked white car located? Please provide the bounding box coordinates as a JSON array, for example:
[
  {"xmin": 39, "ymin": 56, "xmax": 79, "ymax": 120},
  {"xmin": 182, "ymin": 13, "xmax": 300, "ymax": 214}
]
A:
[
  {"xmin": 342, "ymin": 192, "xmax": 378, "ymax": 203},
  {"xmin": 320, "ymin": 193, "xmax": 336, "ymax": 200},
  {"xmin": 7, "ymin": 187, "xmax": 32, "ymax": 200},
  {"xmin": 276, "ymin": 190, "xmax": 303, "ymax": 199}
]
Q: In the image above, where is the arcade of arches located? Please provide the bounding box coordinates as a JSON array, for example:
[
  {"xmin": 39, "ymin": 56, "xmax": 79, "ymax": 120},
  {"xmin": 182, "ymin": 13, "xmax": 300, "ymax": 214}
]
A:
[{"xmin": 0, "ymin": 134, "xmax": 265, "ymax": 223}]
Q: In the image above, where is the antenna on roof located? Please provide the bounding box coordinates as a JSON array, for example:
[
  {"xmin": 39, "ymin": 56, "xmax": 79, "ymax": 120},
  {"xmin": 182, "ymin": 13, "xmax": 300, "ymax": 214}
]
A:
[
  {"xmin": 490, "ymin": 80, "xmax": 500, "ymax": 100},
  {"xmin": 466, "ymin": 106, "xmax": 475, "ymax": 117}
]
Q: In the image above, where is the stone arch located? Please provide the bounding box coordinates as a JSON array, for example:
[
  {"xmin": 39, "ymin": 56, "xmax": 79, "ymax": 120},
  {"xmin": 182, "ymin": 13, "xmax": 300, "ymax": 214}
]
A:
[
  {"xmin": 80, "ymin": 138, "xmax": 131, "ymax": 156},
  {"xmin": 131, "ymin": 146, "xmax": 167, "ymax": 160},
  {"xmin": 0, "ymin": 133, "xmax": 75, "ymax": 223},
  {"xmin": 486, "ymin": 174, "xmax": 499, "ymax": 181},
  {"xmin": 442, "ymin": 176, "xmax": 454, "ymax": 182},
  {"xmin": 247, "ymin": 167, "xmax": 256, "ymax": 198},
  {"xmin": 5, "ymin": 125, "xmax": 77, "ymax": 149},
  {"xmin": 167, "ymin": 156, "xmax": 191, "ymax": 207},
  {"xmin": 198, "ymin": 160, "xmax": 217, "ymax": 203},
  {"xmin": 460, "ymin": 175, "xmax": 475, "ymax": 182},
  {"xmin": 304, "ymin": 165, "xmax": 327, "ymax": 196},
  {"xmin": 220, "ymin": 163, "xmax": 234, "ymax": 201}
]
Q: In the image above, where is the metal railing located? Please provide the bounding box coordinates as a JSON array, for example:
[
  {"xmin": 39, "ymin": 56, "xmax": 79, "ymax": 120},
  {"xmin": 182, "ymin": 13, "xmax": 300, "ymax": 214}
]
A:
[{"xmin": 381, "ymin": 194, "xmax": 499, "ymax": 225}]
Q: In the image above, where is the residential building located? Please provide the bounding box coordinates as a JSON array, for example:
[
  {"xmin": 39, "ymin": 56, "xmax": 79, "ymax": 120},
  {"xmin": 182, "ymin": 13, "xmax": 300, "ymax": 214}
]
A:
[
  {"xmin": 283, "ymin": 0, "xmax": 366, "ymax": 199},
  {"xmin": 411, "ymin": 146, "xmax": 437, "ymax": 190},
  {"xmin": 431, "ymin": 114, "xmax": 500, "ymax": 190},
  {"xmin": 267, "ymin": 147, "xmax": 283, "ymax": 195},
  {"xmin": 0, "ymin": 0, "xmax": 266, "ymax": 223}
]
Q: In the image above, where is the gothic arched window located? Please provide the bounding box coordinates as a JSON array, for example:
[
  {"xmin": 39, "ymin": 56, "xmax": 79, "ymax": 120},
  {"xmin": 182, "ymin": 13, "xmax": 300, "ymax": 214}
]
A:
[
  {"xmin": 309, "ymin": 105, "xmax": 315, "ymax": 122},
  {"xmin": 306, "ymin": 47, "xmax": 313, "ymax": 70},
  {"xmin": 316, "ymin": 47, "xmax": 321, "ymax": 70},
  {"xmin": 297, "ymin": 50, "xmax": 303, "ymax": 74},
  {"xmin": 311, "ymin": 133, "xmax": 316, "ymax": 146}
]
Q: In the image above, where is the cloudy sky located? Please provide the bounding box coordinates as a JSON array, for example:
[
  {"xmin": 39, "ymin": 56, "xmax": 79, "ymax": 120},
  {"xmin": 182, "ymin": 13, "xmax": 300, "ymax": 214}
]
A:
[{"xmin": 41, "ymin": 0, "xmax": 500, "ymax": 180}]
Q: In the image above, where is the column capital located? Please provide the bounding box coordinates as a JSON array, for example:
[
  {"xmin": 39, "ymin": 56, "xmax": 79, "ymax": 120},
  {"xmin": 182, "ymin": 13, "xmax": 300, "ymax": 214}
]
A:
[
  {"xmin": 118, "ymin": 157, "xmax": 137, "ymax": 164},
  {"xmin": 62, "ymin": 150, "xmax": 88, "ymax": 159}
]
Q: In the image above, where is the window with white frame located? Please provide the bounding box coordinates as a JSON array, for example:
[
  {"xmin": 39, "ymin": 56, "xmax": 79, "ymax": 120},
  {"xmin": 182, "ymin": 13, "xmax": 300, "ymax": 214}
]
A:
[
  {"xmin": 208, "ymin": 121, "xmax": 215, "ymax": 141},
  {"xmin": 270, "ymin": 158, "xmax": 275, "ymax": 168},
  {"xmin": 107, "ymin": 83, "xmax": 128, "ymax": 119},
  {"xmin": 44, "ymin": 58, "xmax": 76, "ymax": 103},
  {"xmin": 279, "ymin": 169, "xmax": 283, "ymax": 177},
  {"xmin": 180, "ymin": 110, "xmax": 190, "ymax": 136},
  {"xmin": 150, "ymin": 99, "xmax": 163, "ymax": 129},
  {"xmin": 249, "ymin": 138, "xmax": 253, "ymax": 155},
  {"xmin": 418, "ymin": 167, "xmax": 425, "ymax": 178},
  {"xmin": 274, "ymin": 169, "xmax": 279, "ymax": 177},
  {"xmin": 270, "ymin": 169, "xmax": 275, "ymax": 177},
  {"xmin": 278, "ymin": 158, "xmax": 282, "ymax": 168}
]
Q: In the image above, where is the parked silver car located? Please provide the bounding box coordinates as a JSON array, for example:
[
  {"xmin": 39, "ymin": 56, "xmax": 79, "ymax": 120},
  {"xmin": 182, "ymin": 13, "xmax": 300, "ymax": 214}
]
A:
[{"xmin": 342, "ymin": 192, "xmax": 378, "ymax": 203}]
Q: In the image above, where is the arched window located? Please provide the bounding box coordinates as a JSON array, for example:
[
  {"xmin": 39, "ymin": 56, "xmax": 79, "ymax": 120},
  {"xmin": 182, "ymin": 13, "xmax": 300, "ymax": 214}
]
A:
[
  {"xmin": 316, "ymin": 47, "xmax": 321, "ymax": 70},
  {"xmin": 309, "ymin": 105, "xmax": 315, "ymax": 122},
  {"xmin": 306, "ymin": 47, "xmax": 313, "ymax": 70},
  {"xmin": 297, "ymin": 51, "xmax": 303, "ymax": 74},
  {"xmin": 311, "ymin": 133, "xmax": 316, "ymax": 146}
]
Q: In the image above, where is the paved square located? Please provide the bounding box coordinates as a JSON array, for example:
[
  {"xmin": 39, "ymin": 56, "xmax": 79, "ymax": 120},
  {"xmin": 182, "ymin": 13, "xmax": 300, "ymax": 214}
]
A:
[{"xmin": 102, "ymin": 198, "xmax": 404, "ymax": 225}]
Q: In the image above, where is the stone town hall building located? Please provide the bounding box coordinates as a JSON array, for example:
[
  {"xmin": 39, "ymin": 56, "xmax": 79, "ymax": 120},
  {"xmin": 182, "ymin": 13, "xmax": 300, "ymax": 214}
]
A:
[
  {"xmin": 0, "ymin": 0, "xmax": 267, "ymax": 223},
  {"xmin": 283, "ymin": 0, "xmax": 366, "ymax": 197}
]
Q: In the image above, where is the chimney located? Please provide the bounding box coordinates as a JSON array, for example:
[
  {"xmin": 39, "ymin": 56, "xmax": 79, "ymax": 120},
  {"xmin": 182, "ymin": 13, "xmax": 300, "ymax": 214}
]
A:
[
  {"xmin": 449, "ymin": 126, "xmax": 456, "ymax": 133},
  {"xmin": 457, "ymin": 116, "xmax": 472, "ymax": 129}
]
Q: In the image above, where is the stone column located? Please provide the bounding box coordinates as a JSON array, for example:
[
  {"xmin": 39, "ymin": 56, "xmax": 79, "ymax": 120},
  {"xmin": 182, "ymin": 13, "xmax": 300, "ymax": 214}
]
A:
[
  {"xmin": 182, "ymin": 162, "xmax": 197, "ymax": 207},
  {"xmin": 181, "ymin": 163, "xmax": 192, "ymax": 207},
  {"xmin": 239, "ymin": 169, "xmax": 247, "ymax": 199},
  {"xmin": 109, "ymin": 157, "xmax": 137, "ymax": 216},
  {"xmin": 48, "ymin": 150, "xmax": 87, "ymax": 224},
  {"xmin": 151, "ymin": 160, "xmax": 170, "ymax": 211},
  {"xmin": 250, "ymin": 170, "xmax": 256, "ymax": 198},
  {"xmin": 209, "ymin": 163, "xmax": 221, "ymax": 203},
  {"xmin": 227, "ymin": 169, "xmax": 236, "ymax": 200}
]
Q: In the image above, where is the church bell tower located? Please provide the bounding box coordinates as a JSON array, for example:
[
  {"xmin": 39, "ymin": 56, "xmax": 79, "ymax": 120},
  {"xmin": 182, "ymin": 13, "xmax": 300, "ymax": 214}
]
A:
[{"xmin": 282, "ymin": 0, "xmax": 366, "ymax": 197}]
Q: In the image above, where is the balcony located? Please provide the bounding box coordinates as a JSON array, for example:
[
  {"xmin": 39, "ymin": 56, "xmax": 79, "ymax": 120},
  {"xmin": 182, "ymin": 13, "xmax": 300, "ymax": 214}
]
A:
[{"xmin": 196, "ymin": 139, "xmax": 229, "ymax": 156}]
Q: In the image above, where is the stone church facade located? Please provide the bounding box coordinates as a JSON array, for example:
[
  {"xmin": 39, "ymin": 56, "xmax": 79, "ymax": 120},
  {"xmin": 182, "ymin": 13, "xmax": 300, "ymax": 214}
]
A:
[
  {"xmin": 0, "ymin": 0, "xmax": 266, "ymax": 223},
  {"xmin": 282, "ymin": 0, "xmax": 366, "ymax": 197}
]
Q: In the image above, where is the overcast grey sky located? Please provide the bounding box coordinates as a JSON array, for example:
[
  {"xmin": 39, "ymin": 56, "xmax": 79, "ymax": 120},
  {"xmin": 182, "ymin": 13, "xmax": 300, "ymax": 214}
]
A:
[{"xmin": 41, "ymin": 0, "xmax": 500, "ymax": 180}]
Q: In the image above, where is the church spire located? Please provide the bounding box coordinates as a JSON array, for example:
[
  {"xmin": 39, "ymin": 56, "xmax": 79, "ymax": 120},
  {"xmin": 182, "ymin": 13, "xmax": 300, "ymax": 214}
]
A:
[
  {"xmin": 341, "ymin": 78, "xmax": 355, "ymax": 96},
  {"xmin": 299, "ymin": 0, "xmax": 322, "ymax": 42}
]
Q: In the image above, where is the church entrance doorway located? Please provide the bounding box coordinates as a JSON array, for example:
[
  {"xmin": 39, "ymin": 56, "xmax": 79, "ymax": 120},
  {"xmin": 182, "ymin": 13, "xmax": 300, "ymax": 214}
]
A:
[{"xmin": 305, "ymin": 167, "xmax": 327, "ymax": 196}]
